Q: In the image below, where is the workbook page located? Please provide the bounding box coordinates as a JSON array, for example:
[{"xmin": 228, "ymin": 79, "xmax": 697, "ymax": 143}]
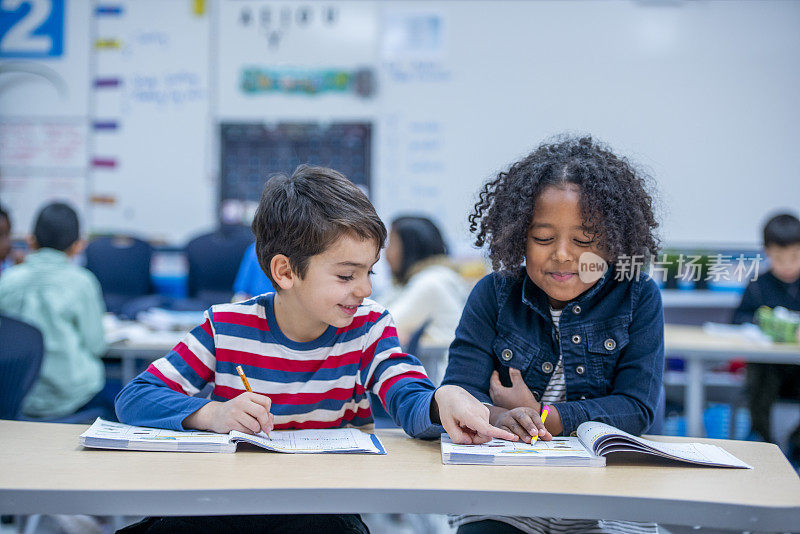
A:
[
  {"xmin": 442, "ymin": 435, "xmax": 596, "ymax": 459},
  {"xmin": 81, "ymin": 418, "xmax": 231, "ymax": 445},
  {"xmin": 577, "ymin": 421, "xmax": 751, "ymax": 468},
  {"xmin": 230, "ymin": 428, "xmax": 384, "ymax": 454}
]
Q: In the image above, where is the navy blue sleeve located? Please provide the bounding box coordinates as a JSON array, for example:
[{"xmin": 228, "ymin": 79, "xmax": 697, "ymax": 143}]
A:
[{"xmin": 732, "ymin": 280, "xmax": 761, "ymax": 324}]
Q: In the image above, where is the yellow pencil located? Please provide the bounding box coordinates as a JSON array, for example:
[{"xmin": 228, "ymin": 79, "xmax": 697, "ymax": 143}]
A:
[
  {"xmin": 235, "ymin": 365, "xmax": 270, "ymax": 439},
  {"xmin": 531, "ymin": 405, "xmax": 550, "ymax": 444},
  {"xmin": 236, "ymin": 365, "xmax": 252, "ymax": 392}
]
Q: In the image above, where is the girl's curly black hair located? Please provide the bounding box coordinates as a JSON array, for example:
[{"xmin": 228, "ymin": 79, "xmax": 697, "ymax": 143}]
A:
[{"xmin": 470, "ymin": 135, "xmax": 660, "ymax": 273}]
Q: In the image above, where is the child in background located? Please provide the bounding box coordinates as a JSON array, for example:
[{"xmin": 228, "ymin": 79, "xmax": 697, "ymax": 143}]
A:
[
  {"xmin": 380, "ymin": 215, "xmax": 468, "ymax": 349},
  {"xmin": 442, "ymin": 136, "xmax": 664, "ymax": 534},
  {"xmin": 0, "ymin": 205, "xmax": 22, "ymax": 274},
  {"xmin": 115, "ymin": 165, "xmax": 514, "ymax": 534},
  {"xmin": 732, "ymin": 213, "xmax": 800, "ymax": 464},
  {"xmin": 0, "ymin": 202, "xmax": 110, "ymax": 419},
  {"xmin": 231, "ymin": 241, "xmax": 274, "ymax": 301}
]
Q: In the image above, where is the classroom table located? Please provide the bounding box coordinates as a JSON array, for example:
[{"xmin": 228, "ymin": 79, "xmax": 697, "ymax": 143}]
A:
[
  {"xmin": 1, "ymin": 421, "xmax": 799, "ymax": 532},
  {"xmin": 664, "ymin": 324, "xmax": 800, "ymax": 437},
  {"xmin": 105, "ymin": 329, "xmax": 182, "ymax": 384}
]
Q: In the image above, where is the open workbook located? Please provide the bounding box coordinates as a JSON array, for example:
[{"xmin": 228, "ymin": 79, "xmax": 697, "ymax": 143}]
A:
[
  {"xmin": 442, "ymin": 421, "xmax": 751, "ymax": 468},
  {"xmin": 79, "ymin": 418, "xmax": 385, "ymax": 454}
]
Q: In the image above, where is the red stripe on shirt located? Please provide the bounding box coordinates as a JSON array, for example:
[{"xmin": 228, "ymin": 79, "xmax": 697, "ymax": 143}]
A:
[
  {"xmin": 200, "ymin": 319, "xmax": 213, "ymax": 337},
  {"xmin": 360, "ymin": 328, "xmax": 401, "ymax": 372},
  {"xmin": 273, "ymin": 406, "xmax": 373, "ymax": 430},
  {"xmin": 147, "ymin": 365, "xmax": 186, "ymax": 394},
  {"xmin": 212, "ymin": 311, "xmax": 268, "ymax": 330},
  {"xmin": 336, "ymin": 310, "xmax": 384, "ymax": 334},
  {"xmin": 215, "ymin": 348, "xmax": 362, "ymax": 372},
  {"xmin": 213, "ymin": 384, "xmax": 367, "ymax": 405},
  {"xmin": 174, "ymin": 342, "xmax": 214, "ymax": 382},
  {"xmin": 377, "ymin": 371, "xmax": 429, "ymax": 404}
]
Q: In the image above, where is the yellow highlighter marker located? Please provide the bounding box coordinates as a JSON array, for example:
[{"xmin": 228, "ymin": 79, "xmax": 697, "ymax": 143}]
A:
[
  {"xmin": 531, "ymin": 405, "xmax": 550, "ymax": 444},
  {"xmin": 236, "ymin": 365, "xmax": 270, "ymax": 439}
]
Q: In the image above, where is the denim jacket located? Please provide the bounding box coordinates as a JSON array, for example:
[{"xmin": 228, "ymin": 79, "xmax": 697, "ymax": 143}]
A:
[{"xmin": 442, "ymin": 267, "xmax": 664, "ymax": 436}]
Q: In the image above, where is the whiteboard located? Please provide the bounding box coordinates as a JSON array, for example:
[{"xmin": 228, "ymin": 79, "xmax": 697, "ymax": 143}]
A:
[
  {"xmin": 89, "ymin": 0, "xmax": 213, "ymax": 244},
  {"xmin": 372, "ymin": 1, "xmax": 800, "ymax": 254}
]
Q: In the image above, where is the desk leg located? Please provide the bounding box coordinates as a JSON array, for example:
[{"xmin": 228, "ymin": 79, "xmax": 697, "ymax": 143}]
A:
[
  {"xmin": 122, "ymin": 358, "xmax": 136, "ymax": 385},
  {"xmin": 686, "ymin": 358, "xmax": 705, "ymax": 437}
]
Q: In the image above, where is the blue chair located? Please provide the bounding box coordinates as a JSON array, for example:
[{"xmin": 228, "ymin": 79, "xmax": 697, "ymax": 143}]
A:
[
  {"xmin": 85, "ymin": 236, "xmax": 153, "ymax": 316},
  {"xmin": 0, "ymin": 315, "xmax": 44, "ymax": 420},
  {"xmin": 185, "ymin": 225, "xmax": 254, "ymax": 306}
]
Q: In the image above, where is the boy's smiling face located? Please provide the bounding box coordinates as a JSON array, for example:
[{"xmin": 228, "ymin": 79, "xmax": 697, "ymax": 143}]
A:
[
  {"xmin": 274, "ymin": 233, "xmax": 379, "ymax": 342},
  {"xmin": 525, "ymin": 184, "xmax": 607, "ymax": 309}
]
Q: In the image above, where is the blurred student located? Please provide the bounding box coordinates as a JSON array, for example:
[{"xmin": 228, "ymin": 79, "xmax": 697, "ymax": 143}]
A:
[
  {"xmin": 380, "ymin": 216, "xmax": 468, "ymax": 349},
  {"xmin": 0, "ymin": 205, "xmax": 23, "ymax": 275},
  {"xmin": 231, "ymin": 242, "xmax": 274, "ymax": 301},
  {"xmin": 732, "ymin": 213, "xmax": 800, "ymax": 462},
  {"xmin": 0, "ymin": 202, "xmax": 111, "ymax": 419}
]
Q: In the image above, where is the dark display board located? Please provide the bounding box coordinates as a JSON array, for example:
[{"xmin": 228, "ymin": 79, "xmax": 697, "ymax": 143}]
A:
[{"xmin": 219, "ymin": 122, "xmax": 372, "ymax": 212}]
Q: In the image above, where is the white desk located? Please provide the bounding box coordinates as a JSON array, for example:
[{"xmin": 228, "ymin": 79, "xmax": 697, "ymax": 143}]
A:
[
  {"xmin": 1, "ymin": 421, "xmax": 799, "ymax": 532},
  {"xmin": 664, "ymin": 324, "xmax": 800, "ymax": 437},
  {"xmin": 104, "ymin": 321, "xmax": 182, "ymax": 383}
]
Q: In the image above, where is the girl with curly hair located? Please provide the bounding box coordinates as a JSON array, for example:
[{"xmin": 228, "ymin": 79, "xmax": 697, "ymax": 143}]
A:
[{"xmin": 443, "ymin": 135, "xmax": 664, "ymax": 534}]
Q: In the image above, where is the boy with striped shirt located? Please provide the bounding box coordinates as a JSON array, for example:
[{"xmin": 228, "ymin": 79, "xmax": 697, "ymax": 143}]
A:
[{"xmin": 115, "ymin": 165, "xmax": 513, "ymax": 533}]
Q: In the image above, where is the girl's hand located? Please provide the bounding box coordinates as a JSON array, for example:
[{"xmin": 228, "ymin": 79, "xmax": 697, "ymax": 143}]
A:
[
  {"xmin": 489, "ymin": 368, "xmax": 539, "ymax": 410},
  {"xmin": 184, "ymin": 392, "xmax": 274, "ymax": 435},
  {"xmin": 433, "ymin": 385, "xmax": 518, "ymax": 444},
  {"xmin": 490, "ymin": 407, "xmax": 552, "ymax": 444}
]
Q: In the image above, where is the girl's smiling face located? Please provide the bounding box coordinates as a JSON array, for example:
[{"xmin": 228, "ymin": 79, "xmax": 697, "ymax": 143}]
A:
[{"xmin": 525, "ymin": 184, "xmax": 607, "ymax": 309}]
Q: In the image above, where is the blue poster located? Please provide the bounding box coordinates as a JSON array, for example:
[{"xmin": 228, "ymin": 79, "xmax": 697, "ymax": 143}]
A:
[{"xmin": 0, "ymin": 0, "xmax": 64, "ymax": 58}]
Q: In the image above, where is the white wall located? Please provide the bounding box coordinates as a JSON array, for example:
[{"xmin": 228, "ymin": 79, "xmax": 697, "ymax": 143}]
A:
[{"xmin": 2, "ymin": 0, "xmax": 798, "ymax": 251}]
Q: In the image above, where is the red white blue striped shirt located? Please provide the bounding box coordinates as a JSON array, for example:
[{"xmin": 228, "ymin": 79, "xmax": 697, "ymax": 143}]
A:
[{"xmin": 115, "ymin": 294, "xmax": 442, "ymax": 437}]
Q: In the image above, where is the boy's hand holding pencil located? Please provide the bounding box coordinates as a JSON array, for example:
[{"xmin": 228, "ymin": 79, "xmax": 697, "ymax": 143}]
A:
[{"xmin": 182, "ymin": 366, "xmax": 274, "ymax": 436}]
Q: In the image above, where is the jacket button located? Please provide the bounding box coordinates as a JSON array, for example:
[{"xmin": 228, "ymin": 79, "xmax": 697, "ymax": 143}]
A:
[
  {"xmin": 572, "ymin": 305, "xmax": 581, "ymax": 314},
  {"xmin": 542, "ymin": 361, "xmax": 553, "ymax": 373},
  {"xmin": 604, "ymin": 338, "xmax": 616, "ymax": 351},
  {"xmin": 576, "ymin": 365, "xmax": 586, "ymax": 375},
  {"xmin": 571, "ymin": 334, "xmax": 581, "ymax": 344},
  {"xmin": 501, "ymin": 349, "xmax": 513, "ymax": 361}
]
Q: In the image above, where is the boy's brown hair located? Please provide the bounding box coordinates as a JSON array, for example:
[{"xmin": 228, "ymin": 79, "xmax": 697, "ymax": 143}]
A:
[{"xmin": 252, "ymin": 165, "xmax": 386, "ymax": 286}]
